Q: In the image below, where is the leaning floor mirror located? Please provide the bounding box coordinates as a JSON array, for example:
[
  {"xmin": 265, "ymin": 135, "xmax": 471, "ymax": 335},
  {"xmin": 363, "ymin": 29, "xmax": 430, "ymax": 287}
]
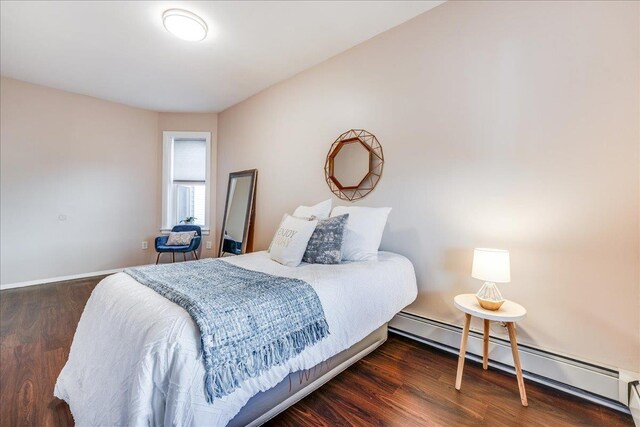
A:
[{"xmin": 218, "ymin": 169, "xmax": 258, "ymax": 257}]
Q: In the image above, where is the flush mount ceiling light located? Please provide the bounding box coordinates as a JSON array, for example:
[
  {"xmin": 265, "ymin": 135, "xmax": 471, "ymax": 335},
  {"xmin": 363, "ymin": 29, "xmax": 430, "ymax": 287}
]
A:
[{"xmin": 162, "ymin": 9, "xmax": 208, "ymax": 42}]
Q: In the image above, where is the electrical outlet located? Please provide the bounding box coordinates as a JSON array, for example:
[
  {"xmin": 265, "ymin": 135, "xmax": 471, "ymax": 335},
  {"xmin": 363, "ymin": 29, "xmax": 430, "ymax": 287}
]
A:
[
  {"xmin": 490, "ymin": 321, "xmax": 509, "ymax": 336},
  {"xmin": 141, "ymin": 241, "xmax": 148, "ymax": 250},
  {"xmin": 206, "ymin": 241, "xmax": 212, "ymax": 250}
]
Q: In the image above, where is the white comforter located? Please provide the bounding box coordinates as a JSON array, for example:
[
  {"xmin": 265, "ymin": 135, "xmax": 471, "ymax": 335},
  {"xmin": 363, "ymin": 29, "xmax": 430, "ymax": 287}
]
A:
[{"xmin": 55, "ymin": 251, "xmax": 417, "ymax": 426}]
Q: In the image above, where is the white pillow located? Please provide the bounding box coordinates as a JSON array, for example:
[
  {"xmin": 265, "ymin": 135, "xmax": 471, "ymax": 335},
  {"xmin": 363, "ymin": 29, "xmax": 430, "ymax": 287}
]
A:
[
  {"xmin": 269, "ymin": 214, "xmax": 318, "ymax": 267},
  {"xmin": 330, "ymin": 206, "xmax": 392, "ymax": 261},
  {"xmin": 293, "ymin": 199, "xmax": 332, "ymax": 219}
]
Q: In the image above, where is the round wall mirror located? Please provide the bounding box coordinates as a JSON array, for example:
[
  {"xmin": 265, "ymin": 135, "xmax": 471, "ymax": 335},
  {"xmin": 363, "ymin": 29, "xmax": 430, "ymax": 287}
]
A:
[{"xmin": 324, "ymin": 129, "xmax": 384, "ymax": 201}]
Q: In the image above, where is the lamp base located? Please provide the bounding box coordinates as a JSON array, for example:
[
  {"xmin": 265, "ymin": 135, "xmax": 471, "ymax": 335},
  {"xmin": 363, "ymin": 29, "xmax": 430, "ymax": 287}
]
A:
[{"xmin": 475, "ymin": 282, "xmax": 504, "ymax": 311}]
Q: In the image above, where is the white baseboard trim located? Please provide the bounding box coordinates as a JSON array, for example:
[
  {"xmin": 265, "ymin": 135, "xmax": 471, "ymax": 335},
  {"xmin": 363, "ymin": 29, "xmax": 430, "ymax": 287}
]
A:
[
  {"xmin": 0, "ymin": 268, "xmax": 122, "ymax": 291},
  {"xmin": 390, "ymin": 312, "xmax": 630, "ymax": 414}
]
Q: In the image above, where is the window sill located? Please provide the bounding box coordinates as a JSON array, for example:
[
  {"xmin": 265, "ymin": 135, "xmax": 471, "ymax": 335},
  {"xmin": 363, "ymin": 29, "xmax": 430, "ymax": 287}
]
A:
[{"xmin": 161, "ymin": 227, "xmax": 210, "ymax": 236}]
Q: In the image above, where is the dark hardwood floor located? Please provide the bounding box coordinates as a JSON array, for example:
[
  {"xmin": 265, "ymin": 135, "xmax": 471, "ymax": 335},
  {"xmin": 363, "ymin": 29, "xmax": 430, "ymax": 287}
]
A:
[{"xmin": 0, "ymin": 277, "xmax": 633, "ymax": 427}]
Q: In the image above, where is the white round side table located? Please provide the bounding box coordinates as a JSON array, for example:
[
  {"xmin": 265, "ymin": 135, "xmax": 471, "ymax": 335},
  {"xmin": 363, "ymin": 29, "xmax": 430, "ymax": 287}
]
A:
[{"xmin": 453, "ymin": 294, "xmax": 528, "ymax": 406}]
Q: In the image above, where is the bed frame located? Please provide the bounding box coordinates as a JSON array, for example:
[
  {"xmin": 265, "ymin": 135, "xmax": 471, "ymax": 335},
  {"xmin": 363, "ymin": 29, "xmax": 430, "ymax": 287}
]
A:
[{"xmin": 228, "ymin": 323, "xmax": 388, "ymax": 426}]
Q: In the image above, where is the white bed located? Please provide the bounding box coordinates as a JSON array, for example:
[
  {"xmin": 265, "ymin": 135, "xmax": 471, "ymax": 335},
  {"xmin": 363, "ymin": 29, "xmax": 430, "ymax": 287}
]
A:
[{"xmin": 55, "ymin": 251, "xmax": 417, "ymax": 426}]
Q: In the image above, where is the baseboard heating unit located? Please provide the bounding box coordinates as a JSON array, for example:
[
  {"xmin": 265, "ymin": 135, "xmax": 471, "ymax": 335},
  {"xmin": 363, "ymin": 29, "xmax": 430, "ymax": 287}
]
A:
[{"xmin": 390, "ymin": 312, "xmax": 633, "ymax": 415}]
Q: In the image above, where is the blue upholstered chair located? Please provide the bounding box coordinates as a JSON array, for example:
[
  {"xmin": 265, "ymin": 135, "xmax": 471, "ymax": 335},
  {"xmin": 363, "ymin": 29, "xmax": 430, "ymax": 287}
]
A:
[{"xmin": 155, "ymin": 225, "xmax": 202, "ymax": 264}]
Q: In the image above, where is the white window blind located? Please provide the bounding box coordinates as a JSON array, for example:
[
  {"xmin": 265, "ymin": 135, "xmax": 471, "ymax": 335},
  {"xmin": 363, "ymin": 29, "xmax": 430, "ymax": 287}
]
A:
[
  {"xmin": 162, "ymin": 132, "xmax": 211, "ymax": 232},
  {"xmin": 173, "ymin": 139, "xmax": 206, "ymax": 182}
]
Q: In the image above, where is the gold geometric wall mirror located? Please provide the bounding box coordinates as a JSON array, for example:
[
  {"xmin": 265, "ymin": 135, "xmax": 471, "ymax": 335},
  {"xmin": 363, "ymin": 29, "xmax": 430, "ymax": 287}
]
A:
[{"xmin": 324, "ymin": 129, "xmax": 384, "ymax": 201}]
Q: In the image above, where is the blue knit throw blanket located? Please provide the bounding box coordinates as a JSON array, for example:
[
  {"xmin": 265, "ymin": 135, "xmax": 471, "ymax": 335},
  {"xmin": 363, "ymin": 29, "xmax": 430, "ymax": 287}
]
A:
[{"xmin": 124, "ymin": 259, "xmax": 329, "ymax": 403}]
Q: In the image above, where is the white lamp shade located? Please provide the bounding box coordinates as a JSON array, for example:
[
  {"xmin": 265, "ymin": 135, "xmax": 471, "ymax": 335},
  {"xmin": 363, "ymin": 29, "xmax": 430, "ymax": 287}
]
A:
[{"xmin": 472, "ymin": 248, "xmax": 511, "ymax": 283}]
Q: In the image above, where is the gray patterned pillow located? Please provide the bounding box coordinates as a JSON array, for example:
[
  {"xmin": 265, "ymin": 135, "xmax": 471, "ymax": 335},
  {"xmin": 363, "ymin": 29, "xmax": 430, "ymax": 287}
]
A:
[
  {"xmin": 302, "ymin": 214, "xmax": 349, "ymax": 264},
  {"xmin": 166, "ymin": 231, "xmax": 196, "ymax": 246}
]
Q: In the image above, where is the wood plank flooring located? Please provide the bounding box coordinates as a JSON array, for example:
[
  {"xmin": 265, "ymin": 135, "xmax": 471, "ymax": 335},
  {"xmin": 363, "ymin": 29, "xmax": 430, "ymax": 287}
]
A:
[{"xmin": 0, "ymin": 277, "xmax": 633, "ymax": 426}]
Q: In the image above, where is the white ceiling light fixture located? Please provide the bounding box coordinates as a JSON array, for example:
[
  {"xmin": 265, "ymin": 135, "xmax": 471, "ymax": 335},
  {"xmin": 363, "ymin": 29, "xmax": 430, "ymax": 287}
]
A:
[{"xmin": 162, "ymin": 9, "xmax": 208, "ymax": 42}]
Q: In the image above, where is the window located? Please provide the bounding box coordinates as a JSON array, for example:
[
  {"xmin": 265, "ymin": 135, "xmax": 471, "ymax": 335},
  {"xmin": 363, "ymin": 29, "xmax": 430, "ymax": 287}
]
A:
[{"xmin": 162, "ymin": 131, "xmax": 211, "ymax": 234}]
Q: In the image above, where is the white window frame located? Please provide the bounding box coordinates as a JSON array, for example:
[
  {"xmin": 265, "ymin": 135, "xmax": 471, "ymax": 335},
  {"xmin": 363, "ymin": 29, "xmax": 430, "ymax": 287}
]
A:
[{"xmin": 162, "ymin": 131, "xmax": 211, "ymax": 235}]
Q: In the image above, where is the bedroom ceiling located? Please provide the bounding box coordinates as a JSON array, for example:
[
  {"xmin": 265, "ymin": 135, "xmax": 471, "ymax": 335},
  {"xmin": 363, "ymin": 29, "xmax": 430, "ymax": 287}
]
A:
[{"xmin": 0, "ymin": 1, "xmax": 444, "ymax": 112}]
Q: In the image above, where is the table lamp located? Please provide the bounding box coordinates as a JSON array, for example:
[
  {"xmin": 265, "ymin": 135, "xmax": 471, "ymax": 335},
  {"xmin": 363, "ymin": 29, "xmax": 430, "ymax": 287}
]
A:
[{"xmin": 472, "ymin": 248, "xmax": 510, "ymax": 310}]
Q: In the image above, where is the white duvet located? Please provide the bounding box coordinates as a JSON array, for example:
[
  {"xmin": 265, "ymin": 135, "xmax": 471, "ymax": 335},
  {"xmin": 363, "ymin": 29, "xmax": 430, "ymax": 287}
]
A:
[{"xmin": 55, "ymin": 251, "xmax": 417, "ymax": 426}]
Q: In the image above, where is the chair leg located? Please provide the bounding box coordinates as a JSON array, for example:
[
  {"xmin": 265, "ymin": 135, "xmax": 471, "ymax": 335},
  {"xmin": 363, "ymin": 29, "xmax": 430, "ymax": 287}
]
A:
[
  {"xmin": 183, "ymin": 252, "xmax": 187, "ymax": 262},
  {"xmin": 193, "ymin": 250, "xmax": 199, "ymax": 260},
  {"xmin": 172, "ymin": 252, "xmax": 175, "ymax": 263},
  {"xmin": 155, "ymin": 253, "xmax": 161, "ymax": 265}
]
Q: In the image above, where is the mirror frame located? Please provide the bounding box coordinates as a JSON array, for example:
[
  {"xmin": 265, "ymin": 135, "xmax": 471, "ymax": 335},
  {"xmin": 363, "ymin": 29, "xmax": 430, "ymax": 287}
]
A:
[
  {"xmin": 218, "ymin": 169, "xmax": 258, "ymax": 257},
  {"xmin": 324, "ymin": 129, "xmax": 384, "ymax": 201}
]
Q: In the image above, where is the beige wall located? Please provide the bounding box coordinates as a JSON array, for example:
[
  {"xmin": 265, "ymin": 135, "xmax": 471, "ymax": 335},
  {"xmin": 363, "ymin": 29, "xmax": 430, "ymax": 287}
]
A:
[
  {"xmin": 0, "ymin": 78, "xmax": 219, "ymax": 285},
  {"xmin": 158, "ymin": 112, "xmax": 218, "ymax": 257},
  {"xmin": 217, "ymin": 1, "xmax": 640, "ymax": 371},
  {"xmin": 0, "ymin": 77, "xmax": 160, "ymax": 284}
]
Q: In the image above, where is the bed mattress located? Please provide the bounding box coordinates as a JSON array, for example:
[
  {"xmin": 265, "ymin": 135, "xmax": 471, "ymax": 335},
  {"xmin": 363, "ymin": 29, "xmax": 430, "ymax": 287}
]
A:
[{"xmin": 54, "ymin": 251, "xmax": 417, "ymax": 426}]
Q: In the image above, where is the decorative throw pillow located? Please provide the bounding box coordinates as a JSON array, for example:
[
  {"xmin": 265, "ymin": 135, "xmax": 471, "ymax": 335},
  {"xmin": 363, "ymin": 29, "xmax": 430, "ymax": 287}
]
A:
[
  {"xmin": 269, "ymin": 214, "xmax": 318, "ymax": 267},
  {"xmin": 166, "ymin": 231, "xmax": 197, "ymax": 246},
  {"xmin": 267, "ymin": 213, "xmax": 287, "ymax": 253},
  {"xmin": 293, "ymin": 199, "xmax": 332, "ymax": 220},
  {"xmin": 302, "ymin": 214, "xmax": 349, "ymax": 264},
  {"xmin": 330, "ymin": 206, "xmax": 392, "ymax": 261}
]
